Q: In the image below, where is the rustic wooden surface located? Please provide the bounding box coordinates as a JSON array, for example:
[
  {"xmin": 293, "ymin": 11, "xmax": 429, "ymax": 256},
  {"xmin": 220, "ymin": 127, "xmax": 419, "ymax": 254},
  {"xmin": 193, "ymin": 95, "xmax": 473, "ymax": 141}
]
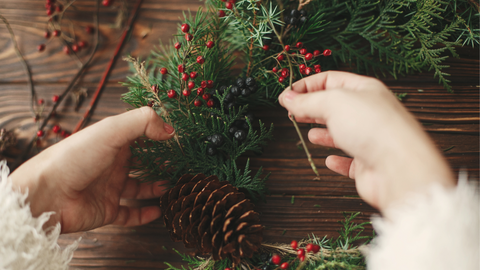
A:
[{"xmin": 0, "ymin": 1, "xmax": 479, "ymax": 269}]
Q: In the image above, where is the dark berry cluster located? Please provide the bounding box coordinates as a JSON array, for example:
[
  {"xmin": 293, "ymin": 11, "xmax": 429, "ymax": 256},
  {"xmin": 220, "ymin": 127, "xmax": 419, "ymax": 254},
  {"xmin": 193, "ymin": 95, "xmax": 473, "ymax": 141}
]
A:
[
  {"xmin": 216, "ymin": 76, "xmax": 257, "ymax": 110},
  {"xmin": 284, "ymin": 9, "xmax": 308, "ymax": 26}
]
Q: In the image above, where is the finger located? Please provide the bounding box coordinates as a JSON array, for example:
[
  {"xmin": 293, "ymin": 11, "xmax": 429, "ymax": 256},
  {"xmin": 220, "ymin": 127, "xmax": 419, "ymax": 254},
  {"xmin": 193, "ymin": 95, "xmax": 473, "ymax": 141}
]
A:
[
  {"xmin": 280, "ymin": 89, "xmax": 333, "ymax": 120},
  {"xmin": 287, "ymin": 112, "xmax": 326, "ymax": 125},
  {"xmin": 112, "ymin": 205, "xmax": 161, "ymax": 227},
  {"xmin": 78, "ymin": 107, "xmax": 175, "ymax": 149},
  {"xmin": 121, "ymin": 179, "xmax": 169, "ymax": 199},
  {"xmin": 325, "ymin": 155, "xmax": 355, "ymax": 179},
  {"xmin": 308, "ymin": 128, "xmax": 336, "ymax": 148}
]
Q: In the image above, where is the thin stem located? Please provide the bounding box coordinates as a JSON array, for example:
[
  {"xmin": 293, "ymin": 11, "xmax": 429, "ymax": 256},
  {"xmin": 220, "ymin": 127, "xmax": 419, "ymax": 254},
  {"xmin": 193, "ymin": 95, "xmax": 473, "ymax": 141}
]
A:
[
  {"xmin": 0, "ymin": 13, "xmax": 37, "ymax": 116},
  {"xmin": 267, "ymin": 17, "xmax": 320, "ymax": 178}
]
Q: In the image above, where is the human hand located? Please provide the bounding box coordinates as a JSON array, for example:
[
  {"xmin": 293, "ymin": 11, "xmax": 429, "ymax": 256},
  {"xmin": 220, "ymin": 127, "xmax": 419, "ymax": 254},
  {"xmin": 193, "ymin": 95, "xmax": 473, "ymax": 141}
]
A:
[
  {"xmin": 279, "ymin": 71, "xmax": 454, "ymax": 212},
  {"xmin": 10, "ymin": 107, "xmax": 175, "ymax": 233}
]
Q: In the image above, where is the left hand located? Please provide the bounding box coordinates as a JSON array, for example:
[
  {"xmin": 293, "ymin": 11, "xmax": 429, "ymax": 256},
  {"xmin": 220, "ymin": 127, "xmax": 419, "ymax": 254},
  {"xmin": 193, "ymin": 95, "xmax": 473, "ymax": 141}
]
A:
[{"xmin": 10, "ymin": 107, "xmax": 175, "ymax": 233}]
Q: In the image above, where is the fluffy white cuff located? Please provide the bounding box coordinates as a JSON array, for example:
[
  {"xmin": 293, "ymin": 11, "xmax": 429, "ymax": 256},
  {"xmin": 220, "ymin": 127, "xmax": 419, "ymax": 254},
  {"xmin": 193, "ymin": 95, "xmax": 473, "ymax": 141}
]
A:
[
  {"xmin": 367, "ymin": 173, "xmax": 479, "ymax": 270},
  {"xmin": 0, "ymin": 160, "xmax": 79, "ymax": 270}
]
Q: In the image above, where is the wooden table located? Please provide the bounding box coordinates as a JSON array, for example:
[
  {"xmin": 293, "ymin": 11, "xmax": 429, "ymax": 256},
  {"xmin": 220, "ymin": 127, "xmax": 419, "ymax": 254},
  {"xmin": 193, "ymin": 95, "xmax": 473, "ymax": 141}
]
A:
[{"xmin": 1, "ymin": 1, "xmax": 478, "ymax": 269}]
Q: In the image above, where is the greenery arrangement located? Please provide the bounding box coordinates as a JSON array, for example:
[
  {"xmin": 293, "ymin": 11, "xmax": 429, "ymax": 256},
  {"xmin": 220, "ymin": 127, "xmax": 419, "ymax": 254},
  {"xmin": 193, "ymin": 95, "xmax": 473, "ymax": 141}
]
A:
[{"xmin": 121, "ymin": 0, "xmax": 478, "ymax": 268}]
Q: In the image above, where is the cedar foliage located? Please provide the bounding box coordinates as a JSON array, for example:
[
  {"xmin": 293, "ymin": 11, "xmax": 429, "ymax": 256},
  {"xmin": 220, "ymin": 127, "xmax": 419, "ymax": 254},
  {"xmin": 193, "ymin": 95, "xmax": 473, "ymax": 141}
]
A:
[{"xmin": 122, "ymin": 0, "xmax": 477, "ymax": 268}]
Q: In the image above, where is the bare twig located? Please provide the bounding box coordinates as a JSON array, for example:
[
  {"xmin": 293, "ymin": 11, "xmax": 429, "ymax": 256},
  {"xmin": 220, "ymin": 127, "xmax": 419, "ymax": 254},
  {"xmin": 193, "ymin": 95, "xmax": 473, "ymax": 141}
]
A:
[
  {"xmin": 73, "ymin": 0, "xmax": 144, "ymax": 133},
  {"xmin": 12, "ymin": 0, "xmax": 101, "ymax": 170},
  {"xmin": 0, "ymin": 13, "xmax": 37, "ymax": 116}
]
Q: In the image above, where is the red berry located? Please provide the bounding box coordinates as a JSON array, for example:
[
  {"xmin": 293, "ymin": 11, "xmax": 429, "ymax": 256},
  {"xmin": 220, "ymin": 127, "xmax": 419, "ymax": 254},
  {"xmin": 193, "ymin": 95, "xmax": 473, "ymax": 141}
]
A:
[
  {"xmin": 281, "ymin": 262, "xmax": 289, "ymax": 269},
  {"xmin": 38, "ymin": 99, "xmax": 45, "ymax": 105},
  {"xmin": 78, "ymin": 41, "xmax": 88, "ymax": 48},
  {"xmin": 61, "ymin": 130, "xmax": 70, "ymax": 138},
  {"xmin": 72, "ymin": 44, "xmax": 80, "ymax": 52},
  {"xmin": 207, "ymin": 99, "xmax": 214, "ymax": 108},
  {"xmin": 56, "ymin": 4, "xmax": 63, "ymax": 12},
  {"xmin": 37, "ymin": 44, "xmax": 46, "ymax": 52},
  {"xmin": 174, "ymin": 42, "xmax": 181, "ymax": 49},
  {"xmin": 190, "ymin": 71, "xmax": 198, "ymax": 79},
  {"xmin": 52, "ymin": 95, "xmax": 59, "ymax": 102},
  {"xmin": 188, "ymin": 81, "xmax": 195, "ymax": 89},
  {"xmin": 196, "ymin": 56, "xmax": 205, "ymax": 64},
  {"xmin": 225, "ymin": 268, "xmax": 231, "ymax": 270},
  {"xmin": 226, "ymin": 2, "xmax": 233, "ymax": 9},
  {"xmin": 182, "ymin": 73, "xmax": 189, "ymax": 81},
  {"xmin": 278, "ymin": 76, "xmax": 285, "ymax": 83},
  {"xmin": 37, "ymin": 130, "xmax": 44, "ymax": 137},
  {"xmin": 296, "ymin": 42, "xmax": 303, "ymax": 48},
  {"xmin": 218, "ymin": 10, "xmax": 226, "ymax": 18},
  {"xmin": 85, "ymin": 26, "xmax": 94, "ymax": 34},
  {"xmin": 281, "ymin": 69, "xmax": 289, "ymax": 78},
  {"xmin": 306, "ymin": 243, "xmax": 314, "ymax": 253},
  {"xmin": 291, "ymin": 240, "xmax": 298, "ymax": 250},
  {"xmin": 52, "ymin": 125, "xmax": 61, "ymax": 134},
  {"xmin": 314, "ymin": 64, "xmax": 321, "ymax": 69},
  {"xmin": 271, "ymin": 254, "xmax": 281, "ymax": 265},
  {"xmin": 202, "ymin": 93, "xmax": 211, "ymax": 100},
  {"xmin": 305, "ymin": 53, "xmax": 313, "ymax": 60},
  {"xmin": 102, "ymin": 0, "xmax": 112, "ymax": 7},
  {"xmin": 284, "ymin": 45, "xmax": 290, "ymax": 52},
  {"xmin": 197, "ymin": 87, "xmax": 205, "ymax": 96},
  {"xmin": 44, "ymin": 31, "xmax": 51, "ymax": 39},
  {"xmin": 297, "ymin": 248, "xmax": 305, "ymax": 257},
  {"xmin": 181, "ymin": 23, "xmax": 190, "ymax": 33},
  {"xmin": 299, "ymin": 64, "xmax": 306, "ymax": 70},
  {"xmin": 277, "ymin": 54, "xmax": 285, "ymax": 61},
  {"xmin": 323, "ymin": 49, "xmax": 332, "ymax": 56},
  {"xmin": 53, "ymin": 30, "xmax": 61, "ymax": 37},
  {"xmin": 262, "ymin": 44, "xmax": 270, "ymax": 51},
  {"xmin": 299, "ymin": 48, "xmax": 307, "ymax": 55},
  {"xmin": 206, "ymin": 80, "xmax": 214, "ymax": 89},
  {"xmin": 299, "ymin": 255, "xmax": 305, "ymax": 262},
  {"xmin": 201, "ymin": 81, "xmax": 207, "ymax": 88},
  {"xmin": 194, "ymin": 99, "xmax": 202, "ymax": 107},
  {"xmin": 272, "ymin": 67, "xmax": 278, "ymax": 72},
  {"xmin": 312, "ymin": 244, "xmax": 320, "ymax": 254},
  {"xmin": 167, "ymin": 89, "xmax": 177, "ymax": 98},
  {"xmin": 46, "ymin": 8, "xmax": 54, "ymax": 16},
  {"xmin": 160, "ymin": 67, "xmax": 168, "ymax": 75},
  {"xmin": 315, "ymin": 68, "xmax": 321, "ymax": 73},
  {"xmin": 178, "ymin": 64, "xmax": 185, "ymax": 73},
  {"xmin": 185, "ymin": 33, "xmax": 193, "ymax": 41},
  {"xmin": 63, "ymin": 46, "xmax": 71, "ymax": 55},
  {"xmin": 313, "ymin": 50, "xmax": 320, "ymax": 56},
  {"xmin": 182, "ymin": 89, "xmax": 191, "ymax": 96},
  {"xmin": 305, "ymin": 67, "xmax": 312, "ymax": 75},
  {"xmin": 206, "ymin": 41, "xmax": 214, "ymax": 48},
  {"xmin": 151, "ymin": 85, "xmax": 158, "ymax": 93}
]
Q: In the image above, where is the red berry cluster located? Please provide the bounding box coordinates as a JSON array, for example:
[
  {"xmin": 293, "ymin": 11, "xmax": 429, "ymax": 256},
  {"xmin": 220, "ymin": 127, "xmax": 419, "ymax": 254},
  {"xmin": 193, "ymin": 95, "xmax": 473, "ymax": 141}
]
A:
[
  {"xmin": 269, "ymin": 42, "xmax": 332, "ymax": 83},
  {"xmin": 39, "ymin": 0, "xmax": 91, "ymax": 54},
  {"xmin": 154, "ymin": 23, "xmax": 217, "ymax": 108}
]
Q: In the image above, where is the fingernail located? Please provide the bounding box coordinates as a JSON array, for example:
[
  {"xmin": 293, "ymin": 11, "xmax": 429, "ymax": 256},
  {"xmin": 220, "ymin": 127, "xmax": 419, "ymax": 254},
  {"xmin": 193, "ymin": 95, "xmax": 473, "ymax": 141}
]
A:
[
  {"xmin": 284, "ymin": 90, "xmax": 298, "ymax": 102},
  {"xmin": 163, "ymin": 122, "xmax": 175, "ymax": 134}
]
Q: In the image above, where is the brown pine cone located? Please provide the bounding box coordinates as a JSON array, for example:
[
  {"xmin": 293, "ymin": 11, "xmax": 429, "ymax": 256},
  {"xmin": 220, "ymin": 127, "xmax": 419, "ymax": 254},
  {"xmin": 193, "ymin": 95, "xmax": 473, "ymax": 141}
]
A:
[{"xmin": 160, "ymin": 173, "xmax": 263, "ymax": 266}]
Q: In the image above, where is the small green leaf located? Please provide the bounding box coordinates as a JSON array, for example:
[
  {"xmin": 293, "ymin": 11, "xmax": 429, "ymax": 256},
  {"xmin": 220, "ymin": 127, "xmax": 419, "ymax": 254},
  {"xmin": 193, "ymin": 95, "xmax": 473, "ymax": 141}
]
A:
[
  {"xmin": 291, "ymin": 196, "xmax": 295, "ymax": 204},
  {"xmin": 314, "ymin": 204, "xmax": 321, "ymax": 208}
]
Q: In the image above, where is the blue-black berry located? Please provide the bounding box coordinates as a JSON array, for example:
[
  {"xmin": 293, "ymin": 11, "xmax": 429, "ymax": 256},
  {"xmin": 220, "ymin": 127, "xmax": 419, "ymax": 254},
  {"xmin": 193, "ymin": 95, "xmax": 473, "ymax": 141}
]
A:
[
  {"xmin": 290, "ymin": 9, "xmax": 299, "ymax": 18},
  {"xmin": 230, "ymin": 86, "xmax": 240, "ymax": 96},
  {"xmin": 236, "ymin": 78, "xmax": 245, "ymax": 88},
  {"xmin": 299, "ymin": 9, "xmax": 307, "ymax": 17},
  {"xmin": 207, "ymin": 146, "xmax": 217, "ymax": 156},
  {"xmin": 224, "ymin": 92, "xmax": 235, "ymax": 103},
  {"xmin": 228, "ymin": 126, "xmax": 239, "ymax": 136},
  {"xmin": 219, "ymin": 85, "xmax": 227, "ymax": 94},
  {"xmin": 210, "ymin": 134, "xmax": 224, "ymax": 147},
  {"xmin": 234, "ymin": 129, "xmax": 247, "ymax": 141},
  {"xmin": 241, "ymin": 88, "xmax": 251, "ymax": 97},
  {"xmin": 245, "ymin": 77, "xmax": 256, "ymax": 87}
]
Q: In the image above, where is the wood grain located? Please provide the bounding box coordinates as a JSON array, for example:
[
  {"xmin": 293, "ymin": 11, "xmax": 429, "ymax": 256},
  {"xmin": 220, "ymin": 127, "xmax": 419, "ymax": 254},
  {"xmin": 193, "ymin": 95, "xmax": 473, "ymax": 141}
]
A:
[{"xmin": 0, "ymin": 0, "xmax": 478, "ymax": 269}]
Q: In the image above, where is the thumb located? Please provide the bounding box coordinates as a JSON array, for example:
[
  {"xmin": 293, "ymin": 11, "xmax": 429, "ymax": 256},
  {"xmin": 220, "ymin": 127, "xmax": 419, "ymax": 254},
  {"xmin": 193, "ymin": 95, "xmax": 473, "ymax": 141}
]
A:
[{"xmin": 87, "ymin": 106, "xmax": 175, "ymax": 149}]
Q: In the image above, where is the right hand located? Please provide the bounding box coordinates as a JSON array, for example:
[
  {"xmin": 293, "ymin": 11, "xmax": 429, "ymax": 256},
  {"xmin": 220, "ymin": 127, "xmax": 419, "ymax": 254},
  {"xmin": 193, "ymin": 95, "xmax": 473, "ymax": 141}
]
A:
[{"xmin": 279, "ymin": 71, "xmax": 454, "ymax": 212}]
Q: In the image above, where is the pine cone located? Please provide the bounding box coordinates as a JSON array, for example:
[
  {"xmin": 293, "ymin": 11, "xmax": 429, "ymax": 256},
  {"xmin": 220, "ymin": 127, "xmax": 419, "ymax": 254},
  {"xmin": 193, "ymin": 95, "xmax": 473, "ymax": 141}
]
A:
[
  {"xmin": 0, "ymin": 129, "xmax": 16, "ymax": 153},
  {"xmin": 160, "ymin": 173, "xmax": 263, "ymax": 265}
]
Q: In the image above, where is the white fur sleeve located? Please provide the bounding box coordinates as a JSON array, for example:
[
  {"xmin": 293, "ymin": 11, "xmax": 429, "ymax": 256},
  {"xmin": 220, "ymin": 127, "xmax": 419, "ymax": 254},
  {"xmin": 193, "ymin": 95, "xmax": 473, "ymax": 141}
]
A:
[
  {"xmin": 367, "ymin": 174, "xmax": 479, "ymax": 270},
  {"xmin": 0, "ymin": 160, "xmax": 79, "ymax": 270}
]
